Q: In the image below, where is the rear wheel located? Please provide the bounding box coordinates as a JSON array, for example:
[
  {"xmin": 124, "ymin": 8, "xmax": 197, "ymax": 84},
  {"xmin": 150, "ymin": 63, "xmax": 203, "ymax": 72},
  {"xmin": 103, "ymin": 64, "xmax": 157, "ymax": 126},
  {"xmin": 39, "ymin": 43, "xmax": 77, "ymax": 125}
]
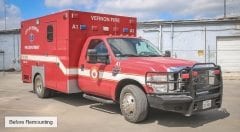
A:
[
  {"xmin": 120, "ymin": 85, "xmax": 148, "ymax": 123},
  {"xmin": 34, "ymin": 75, "xmax": 51, "ymax": 98}
]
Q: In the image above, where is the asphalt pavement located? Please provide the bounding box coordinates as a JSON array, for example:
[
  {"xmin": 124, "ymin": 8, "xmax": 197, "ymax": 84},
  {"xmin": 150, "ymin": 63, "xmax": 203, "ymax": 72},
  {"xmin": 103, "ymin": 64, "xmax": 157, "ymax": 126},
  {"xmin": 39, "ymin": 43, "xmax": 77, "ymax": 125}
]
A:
[{"xmin": 0, "ymin": 72, "xmax": 239, "ymax": 132}]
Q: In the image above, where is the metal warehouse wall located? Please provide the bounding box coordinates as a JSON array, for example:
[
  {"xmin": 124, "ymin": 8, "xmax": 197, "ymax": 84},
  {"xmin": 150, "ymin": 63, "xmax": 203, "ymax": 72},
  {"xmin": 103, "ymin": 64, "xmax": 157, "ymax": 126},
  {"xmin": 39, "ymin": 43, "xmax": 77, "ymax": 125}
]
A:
[
  {"xmin": 1, "ymin": 19, "xmax": 240, "ymax": 72},
  {"xmin": 137, "ymin": 19, "xmax": 240, "ymax": 64},
  {"xmin": 0, "ymin": 31, "xmax": 20, "ymax": 71}
]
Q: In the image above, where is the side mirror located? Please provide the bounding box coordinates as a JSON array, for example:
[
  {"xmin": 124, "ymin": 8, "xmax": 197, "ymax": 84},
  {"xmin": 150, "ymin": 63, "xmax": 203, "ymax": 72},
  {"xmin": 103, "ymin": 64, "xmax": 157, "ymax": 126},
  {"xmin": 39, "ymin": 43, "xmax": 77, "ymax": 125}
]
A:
[
  {"xmin": 87, "ymin": 49, "xmax": 97, "ymax": 63},
  {"xmin": 87, "ymin": 49, "xmax": 109, "ymax": 64},
  {"xmin": 97, "ymin": 53, "xmax": 110, "ymax": 64},
  {"xmin": 164, "ymin": 50, "xmax": 171, "ymax": 57}
]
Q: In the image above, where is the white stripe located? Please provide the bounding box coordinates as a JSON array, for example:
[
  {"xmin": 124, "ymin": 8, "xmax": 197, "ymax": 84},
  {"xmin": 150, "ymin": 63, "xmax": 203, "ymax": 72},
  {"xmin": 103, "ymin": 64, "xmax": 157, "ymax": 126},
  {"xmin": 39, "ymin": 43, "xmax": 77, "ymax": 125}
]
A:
[
  {"xmin": 21, "ymin": 54, "xmax": 78, "ymax": 75},
  {"xmin": 78, "ymin": 69, "xmax": 90, "ymax": 76},
  {"xmin": 21, "ymin": 54, "xmax": 145, "ymax": 84},
  {"xmin": 99, "ymin": 72, "xmax": 145, "ymax": 84}
]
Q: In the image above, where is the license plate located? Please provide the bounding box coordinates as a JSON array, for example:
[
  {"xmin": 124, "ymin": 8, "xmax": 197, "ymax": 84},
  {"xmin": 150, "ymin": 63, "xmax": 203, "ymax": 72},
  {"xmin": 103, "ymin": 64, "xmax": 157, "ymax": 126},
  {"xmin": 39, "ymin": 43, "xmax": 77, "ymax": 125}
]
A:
[
  {"xmin": 202, "ymin": 100, "xmax": 211, "ymax": 109},
  {"xmin": 209, "ymin": 76, "xmax": 215, "ymax": 85}
]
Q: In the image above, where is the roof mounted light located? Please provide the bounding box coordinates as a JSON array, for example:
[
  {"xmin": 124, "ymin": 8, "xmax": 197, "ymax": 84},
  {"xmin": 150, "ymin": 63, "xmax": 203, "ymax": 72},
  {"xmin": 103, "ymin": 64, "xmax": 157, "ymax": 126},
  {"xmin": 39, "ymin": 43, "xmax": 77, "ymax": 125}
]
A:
[
  {"xmin": 113, "ymin": 27, "xmax": 119, "ymax": 32},
  {"xmin": 129, "ymin": 19, "xmax": 135, "ymax": 24},
  {"xmin": 71, "ymin": 13, "xmax": 79, "ymax": 19},
  {"xmin": 63, "ymin": 13, "xmax": 68, "ymax": 20},
  {"xmin": 91, "ymin": 26, "xmax": 98, "ymax": 31},
  {"xmin": 80, "ymin": 25, "xmax": 87, "ymax": 30},
  {"xmin": 36, "ymin": 19, "xmax": 40, "ymax": 25},
  {"xmin": 130, "ymin": 29, "xmax": 134, "ymax": 33},
  {"xmin": 103, "ymin": 26, "xmax": 109, "ymax": 32},
  {"xmin": 123, "ymin": 28, "xmax": 129, "ymax": 33}
]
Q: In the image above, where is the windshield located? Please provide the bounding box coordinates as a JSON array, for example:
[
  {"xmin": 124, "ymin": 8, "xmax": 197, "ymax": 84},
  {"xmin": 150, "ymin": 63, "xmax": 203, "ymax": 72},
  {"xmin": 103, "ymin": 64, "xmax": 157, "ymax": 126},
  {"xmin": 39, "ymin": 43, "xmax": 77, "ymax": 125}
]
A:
[{"xmin": 107, "ymin": 38, "xmax": 162, "ymax": 57}]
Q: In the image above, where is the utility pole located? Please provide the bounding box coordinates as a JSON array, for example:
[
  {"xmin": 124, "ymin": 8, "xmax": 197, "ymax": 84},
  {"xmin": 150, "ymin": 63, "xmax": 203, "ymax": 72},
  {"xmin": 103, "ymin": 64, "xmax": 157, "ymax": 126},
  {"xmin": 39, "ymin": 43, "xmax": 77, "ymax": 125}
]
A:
[
  {"xmin": 204, "ymin": 26, "xmax": 207, "ymax": 63},
  {"xmin": 224, "ymin": 0, "xmax": 226, "ymax": 18},
  {"xmin": 3, "ymin": 0, "xmax": 7, "ymax": 30},
  {"xmin": 171, "ymin": 23, "xmax": 174, "ymax": 57}
]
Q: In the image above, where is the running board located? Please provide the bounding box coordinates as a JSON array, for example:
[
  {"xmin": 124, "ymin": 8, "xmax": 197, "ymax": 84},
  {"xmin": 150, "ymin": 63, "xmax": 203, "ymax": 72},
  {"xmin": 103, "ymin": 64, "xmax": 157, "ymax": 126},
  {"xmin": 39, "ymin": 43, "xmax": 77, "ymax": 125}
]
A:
[{"xmin": 83, "ymin": 94, "xmax": 115, "ymax": 104}]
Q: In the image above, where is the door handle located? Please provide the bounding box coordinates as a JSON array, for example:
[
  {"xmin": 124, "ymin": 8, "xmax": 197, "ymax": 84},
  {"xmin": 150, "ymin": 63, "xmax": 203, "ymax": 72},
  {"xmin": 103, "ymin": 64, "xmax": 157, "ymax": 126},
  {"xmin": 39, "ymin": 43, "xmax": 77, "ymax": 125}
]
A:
[{"xmin": 80, "ymin": 64, "xmax": 84, "ymax": 71}]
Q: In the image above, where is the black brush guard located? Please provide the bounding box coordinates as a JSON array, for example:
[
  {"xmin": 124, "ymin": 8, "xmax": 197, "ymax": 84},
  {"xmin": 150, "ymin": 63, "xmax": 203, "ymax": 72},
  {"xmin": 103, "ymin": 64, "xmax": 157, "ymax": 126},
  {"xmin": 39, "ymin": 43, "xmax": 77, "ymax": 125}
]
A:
[{"xmin": 146, "ymin": 63, "xmax": 223, "ymax": 116}]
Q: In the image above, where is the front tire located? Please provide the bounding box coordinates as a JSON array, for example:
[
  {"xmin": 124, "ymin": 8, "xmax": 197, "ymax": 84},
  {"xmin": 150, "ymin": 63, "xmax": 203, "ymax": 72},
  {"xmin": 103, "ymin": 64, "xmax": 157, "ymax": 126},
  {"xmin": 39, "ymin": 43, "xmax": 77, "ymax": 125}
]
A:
[
  {"xmin": 34, "ymin": 75, "xmax": 51, "ymax": 98},
  {"xmin": 120, "ymin": 85, "xmax": 148, "ymax": 123}
]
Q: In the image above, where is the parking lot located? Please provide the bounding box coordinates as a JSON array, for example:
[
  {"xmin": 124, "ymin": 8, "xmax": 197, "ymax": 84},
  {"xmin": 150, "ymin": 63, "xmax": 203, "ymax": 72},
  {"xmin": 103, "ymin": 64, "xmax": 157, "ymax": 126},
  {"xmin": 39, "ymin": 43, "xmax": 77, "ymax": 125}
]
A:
[{"xmin": 0, "ymin": 72, "xmax": 239, "ymax": 132}]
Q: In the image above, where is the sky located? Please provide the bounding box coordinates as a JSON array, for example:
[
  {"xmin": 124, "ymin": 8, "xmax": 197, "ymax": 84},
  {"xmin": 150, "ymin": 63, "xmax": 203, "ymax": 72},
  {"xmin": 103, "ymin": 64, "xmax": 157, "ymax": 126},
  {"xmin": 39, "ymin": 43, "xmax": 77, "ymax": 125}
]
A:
[{"xmin": 0, "ymin": 0, "xmax": 240, "ymax": 30}]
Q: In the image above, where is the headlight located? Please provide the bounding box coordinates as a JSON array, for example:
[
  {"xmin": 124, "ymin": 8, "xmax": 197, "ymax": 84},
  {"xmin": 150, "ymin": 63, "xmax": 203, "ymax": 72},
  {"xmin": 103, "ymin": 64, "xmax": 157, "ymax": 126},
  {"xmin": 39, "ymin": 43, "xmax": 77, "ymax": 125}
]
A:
[
  {"xmin": 146, "ymin": 72, "xmax": 175, "ymax": 93},
  {"xmin": 147, "ymin": 74, "xmax": 167, "ymax": 82},
  {"xmin": 146, "ymin": 73, "xmax": 174, "ymax": 82}
]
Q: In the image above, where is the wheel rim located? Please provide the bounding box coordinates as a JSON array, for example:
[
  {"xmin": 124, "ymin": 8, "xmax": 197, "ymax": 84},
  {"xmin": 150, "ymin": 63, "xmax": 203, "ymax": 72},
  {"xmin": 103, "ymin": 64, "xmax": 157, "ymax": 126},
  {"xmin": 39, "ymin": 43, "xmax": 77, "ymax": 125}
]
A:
[
  {"xmin": 122, "ymin": 93, "xmax": 136, "ymax": 116},
  {"xmin": 35, "ymin": 78, "xmax": 42, "ymax": 94}
]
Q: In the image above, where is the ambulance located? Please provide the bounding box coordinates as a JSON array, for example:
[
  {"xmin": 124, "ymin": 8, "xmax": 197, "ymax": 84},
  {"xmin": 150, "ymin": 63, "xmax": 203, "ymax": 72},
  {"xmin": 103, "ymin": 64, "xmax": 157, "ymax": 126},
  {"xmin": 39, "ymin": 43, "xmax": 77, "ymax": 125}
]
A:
[{"xmin": 21, "ymin": 10, "xmax": 223, "ymax": 123}]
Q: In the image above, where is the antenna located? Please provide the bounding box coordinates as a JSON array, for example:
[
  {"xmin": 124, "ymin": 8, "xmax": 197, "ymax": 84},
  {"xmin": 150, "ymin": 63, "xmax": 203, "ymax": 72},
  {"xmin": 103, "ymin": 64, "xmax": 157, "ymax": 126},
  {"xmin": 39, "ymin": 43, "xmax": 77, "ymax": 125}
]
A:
[{"xmin": 224, "ymin": 0, "xmax": 226, "ymax": 18}]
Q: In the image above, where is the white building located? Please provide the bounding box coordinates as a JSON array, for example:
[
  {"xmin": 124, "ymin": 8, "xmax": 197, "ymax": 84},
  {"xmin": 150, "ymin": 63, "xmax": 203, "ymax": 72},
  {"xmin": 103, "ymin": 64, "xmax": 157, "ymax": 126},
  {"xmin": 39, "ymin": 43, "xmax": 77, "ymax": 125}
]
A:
[
  {"xmin": 1, "ymin": 18, "xmax": 240, "ymax": 73},
  {"xmin": 0, "ymin": 29, "xmax": 20, "ymax": 71},
  {"xmin": 138, "ymin": 17, "xmax": 240, "ymax": 73}
]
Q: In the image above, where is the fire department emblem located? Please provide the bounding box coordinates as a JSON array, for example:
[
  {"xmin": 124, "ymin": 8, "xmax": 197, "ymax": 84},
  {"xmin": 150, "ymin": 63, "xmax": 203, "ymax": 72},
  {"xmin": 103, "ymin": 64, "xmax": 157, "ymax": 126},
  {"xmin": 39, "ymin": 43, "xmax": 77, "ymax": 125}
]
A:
[
  {"xmin": 90, "ymin": 67, "xmax": 99, "ymax": 80},
  {"xmin": 29, "ymin": 33, "xmax": 34, "ymax": 42}
]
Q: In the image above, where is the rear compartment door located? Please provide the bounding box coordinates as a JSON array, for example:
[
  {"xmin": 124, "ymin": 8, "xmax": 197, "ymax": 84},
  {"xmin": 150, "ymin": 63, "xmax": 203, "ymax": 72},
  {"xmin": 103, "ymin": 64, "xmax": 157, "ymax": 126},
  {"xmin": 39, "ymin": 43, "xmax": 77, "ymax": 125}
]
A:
[{"xmin": 44, "ymin": 21, "xmax": 58, "ymax": 89}]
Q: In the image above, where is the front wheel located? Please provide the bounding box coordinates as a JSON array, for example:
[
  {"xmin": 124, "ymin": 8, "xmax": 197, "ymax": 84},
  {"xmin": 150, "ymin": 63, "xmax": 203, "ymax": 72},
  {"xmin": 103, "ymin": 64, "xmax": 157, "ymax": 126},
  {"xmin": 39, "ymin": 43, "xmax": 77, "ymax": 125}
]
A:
[{"xmin": 120, "ymin": 85, "xmax": 148, "ymax": 123}]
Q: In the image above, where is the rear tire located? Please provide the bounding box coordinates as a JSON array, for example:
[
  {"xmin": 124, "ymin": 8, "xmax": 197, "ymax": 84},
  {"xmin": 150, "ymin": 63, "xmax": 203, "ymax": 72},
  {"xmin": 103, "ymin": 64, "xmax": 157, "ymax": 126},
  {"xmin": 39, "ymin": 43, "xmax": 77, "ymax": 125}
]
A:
[
  {"xmin": 120, "ymin": 85, "xmax": 148, "ymax": 123},
  {"xmin": 34, "ymin": 75, "xmax": 51, "ymax": 98}
]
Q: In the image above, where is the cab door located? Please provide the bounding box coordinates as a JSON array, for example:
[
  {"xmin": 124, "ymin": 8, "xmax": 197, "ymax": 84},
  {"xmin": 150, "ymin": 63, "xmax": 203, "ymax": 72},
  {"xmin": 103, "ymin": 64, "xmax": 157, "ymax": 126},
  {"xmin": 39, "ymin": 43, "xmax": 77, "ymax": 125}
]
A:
[{"xmin": 79, "ymin": 38, "xmax": 114, "ymax": 98}]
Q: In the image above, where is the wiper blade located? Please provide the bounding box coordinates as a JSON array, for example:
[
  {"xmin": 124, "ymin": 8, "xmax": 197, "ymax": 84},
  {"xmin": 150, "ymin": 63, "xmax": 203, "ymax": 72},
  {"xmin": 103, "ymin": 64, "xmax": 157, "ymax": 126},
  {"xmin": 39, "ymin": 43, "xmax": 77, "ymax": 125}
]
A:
[
  {"xmin": 119, "ymin": 54, "xmax": 138, "ymax": 57},
  {"xmin": 140, "ymin": 54, "xmax": 162, "ymax": 57},
  {"xmin": 149, "ymin": 54, "xmax": 162, "ymax": 57}
]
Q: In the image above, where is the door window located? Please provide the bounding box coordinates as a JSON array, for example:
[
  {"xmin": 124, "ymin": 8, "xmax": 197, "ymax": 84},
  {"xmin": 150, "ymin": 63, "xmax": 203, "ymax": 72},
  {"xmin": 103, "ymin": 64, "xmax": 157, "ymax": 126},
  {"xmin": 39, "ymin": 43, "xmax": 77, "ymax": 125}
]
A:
[
  {"xmin": 88, "ymin": 39, "xmax": 108, "ymax": 54},
  {"xmin": 47, "ymin": 25, "xmax": 54, "ymax": 42},
  {"xmin": 87, "ymin": 39, "xmax": 108, "ymax": 63}
]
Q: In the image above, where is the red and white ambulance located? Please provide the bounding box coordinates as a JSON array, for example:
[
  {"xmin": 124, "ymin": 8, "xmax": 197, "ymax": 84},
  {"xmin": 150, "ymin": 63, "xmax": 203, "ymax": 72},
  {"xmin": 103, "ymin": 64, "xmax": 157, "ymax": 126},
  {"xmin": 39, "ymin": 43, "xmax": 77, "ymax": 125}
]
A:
[{"xmin": 21, "ymin": 10, "xmax": 223, "ymax": 122}]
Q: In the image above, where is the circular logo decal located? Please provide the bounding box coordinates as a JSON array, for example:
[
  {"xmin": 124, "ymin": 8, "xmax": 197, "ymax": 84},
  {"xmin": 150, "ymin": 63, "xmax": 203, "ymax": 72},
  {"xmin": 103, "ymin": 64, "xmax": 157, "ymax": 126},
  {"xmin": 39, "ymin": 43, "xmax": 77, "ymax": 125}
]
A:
[
  {"xmin": 90, "ymin": 67, "xmax": 99, "ymax": 80},
  {"xmin": 29, "ymin": 33, "xmax": 34, "ymax": 42}
]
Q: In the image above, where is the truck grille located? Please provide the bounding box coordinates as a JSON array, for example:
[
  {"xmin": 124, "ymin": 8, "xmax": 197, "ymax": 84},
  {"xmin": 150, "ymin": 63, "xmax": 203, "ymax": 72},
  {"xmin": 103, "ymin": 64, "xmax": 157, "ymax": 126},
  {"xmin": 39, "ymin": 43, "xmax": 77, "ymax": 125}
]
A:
[{"xmin": 191, "ymin": 65, "xmax": 222, "ymax": 99}]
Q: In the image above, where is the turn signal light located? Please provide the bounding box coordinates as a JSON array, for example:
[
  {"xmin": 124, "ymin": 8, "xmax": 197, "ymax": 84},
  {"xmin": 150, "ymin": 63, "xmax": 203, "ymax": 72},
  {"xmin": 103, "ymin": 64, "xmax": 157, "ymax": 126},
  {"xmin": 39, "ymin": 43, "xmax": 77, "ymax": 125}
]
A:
[
  {"xmin": 214, "ymin": 70, "xmax": 221, "ymax": 74},
  {"xmin": 181, "ymin": 73, "xmax": 190, "ymax": 79}
]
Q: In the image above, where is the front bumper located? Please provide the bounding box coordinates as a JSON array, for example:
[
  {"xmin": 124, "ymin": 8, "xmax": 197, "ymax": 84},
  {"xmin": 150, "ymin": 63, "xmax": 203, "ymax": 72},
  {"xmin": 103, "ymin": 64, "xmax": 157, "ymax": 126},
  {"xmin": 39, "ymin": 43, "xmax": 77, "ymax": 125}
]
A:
[
  {"xmin": 147, "ymin": 93, "xmax": 222, "ymax": 116},
  {"xmin": 146, "ymin": 63, "xmax": 223, "ymax": 116}
]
